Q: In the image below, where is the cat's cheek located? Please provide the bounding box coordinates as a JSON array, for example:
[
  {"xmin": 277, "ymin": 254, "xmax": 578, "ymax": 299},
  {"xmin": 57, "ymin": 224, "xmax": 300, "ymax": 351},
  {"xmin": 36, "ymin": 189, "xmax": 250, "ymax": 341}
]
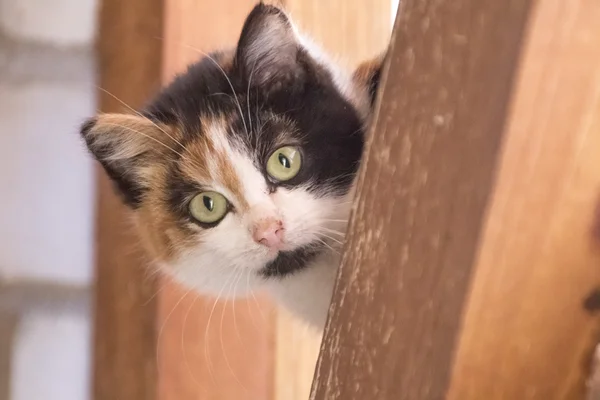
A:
[{"xmin": 270, "ymin": 187, "xmax": 330, "ymax": 248}]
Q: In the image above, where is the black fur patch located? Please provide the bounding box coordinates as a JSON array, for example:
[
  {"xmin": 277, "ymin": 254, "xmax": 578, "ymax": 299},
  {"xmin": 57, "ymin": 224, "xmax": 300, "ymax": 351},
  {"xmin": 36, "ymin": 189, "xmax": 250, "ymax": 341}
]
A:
[
  {"xmin": 368, "ymin": 65, "xmax": 382, "ymax": 106},
  {"xmin": 79, "ymin": 117, "xmax": 146, "ymax": 208},
  {"xmin": 261, "ymin": 244, "xmax": 324, "ymax": 278}
]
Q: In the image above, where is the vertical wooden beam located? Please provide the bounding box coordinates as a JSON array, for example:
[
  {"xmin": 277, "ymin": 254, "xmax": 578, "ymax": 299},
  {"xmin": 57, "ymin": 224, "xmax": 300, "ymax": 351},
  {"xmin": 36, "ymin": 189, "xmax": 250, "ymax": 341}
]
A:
[
  {"xmin": 94, "ymin": 1, "xmax": 164, "ymax": 400},
  {"xmin": 0, "ymin": 312, "xmax": 17, "ymax": 400},
  {"xmin": 311, "ymin": 0, "xmax": 533, "ymax": 399},
  {"xmin": 285, "ymin": 0, "xmax": 391, "ymax": 64},
  {"xmin": 158, "ymin": 2, "xmax": 275, "ymax": 400},
  {"xmin": 447, "ymin": 1, "xmax": 600, "ymax": 398}
]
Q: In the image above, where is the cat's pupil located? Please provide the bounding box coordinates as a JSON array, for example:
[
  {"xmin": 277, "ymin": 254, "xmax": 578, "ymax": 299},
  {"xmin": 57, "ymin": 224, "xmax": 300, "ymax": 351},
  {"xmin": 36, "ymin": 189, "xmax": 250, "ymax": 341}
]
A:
[
  {"xmin": 278, "ymin": 153, "xmax": 290, "ymax": 169},
  {"xmin": 203, "ymin": 196, "xmax": 214, "ymax": 211}
]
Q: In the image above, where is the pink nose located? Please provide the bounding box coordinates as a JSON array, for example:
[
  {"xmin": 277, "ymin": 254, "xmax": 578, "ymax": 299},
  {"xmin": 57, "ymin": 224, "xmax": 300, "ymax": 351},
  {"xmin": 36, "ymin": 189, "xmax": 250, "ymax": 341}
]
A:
[{"xmin": 252, "ymin": 218, "xmax": 284, "ymax": 249}]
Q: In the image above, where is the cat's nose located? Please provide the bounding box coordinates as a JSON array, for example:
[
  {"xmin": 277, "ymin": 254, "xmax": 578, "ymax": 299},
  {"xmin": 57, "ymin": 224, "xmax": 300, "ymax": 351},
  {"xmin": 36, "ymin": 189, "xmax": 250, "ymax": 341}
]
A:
[{"xmin": 252, "ymin": 218, "xmax": 284, "ymax": 249}]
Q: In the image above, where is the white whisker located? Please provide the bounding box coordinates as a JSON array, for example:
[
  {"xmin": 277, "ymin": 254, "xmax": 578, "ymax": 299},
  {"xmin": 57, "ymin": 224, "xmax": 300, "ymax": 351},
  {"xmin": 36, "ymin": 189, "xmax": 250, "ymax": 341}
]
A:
[
  {"xmin": 96, "ymin": 86, "xmax": 187, "ymax": 151},
  {"xmin": 156, "ymin": 288, "xmax": 193, "ymax": 381},
  {"xmin": 178, "ymin": 43, "xmax": 250, "ymax": 139},
  {"xmin": 181, "ymin": 293, "xmax": 207, "ymax": 394}
]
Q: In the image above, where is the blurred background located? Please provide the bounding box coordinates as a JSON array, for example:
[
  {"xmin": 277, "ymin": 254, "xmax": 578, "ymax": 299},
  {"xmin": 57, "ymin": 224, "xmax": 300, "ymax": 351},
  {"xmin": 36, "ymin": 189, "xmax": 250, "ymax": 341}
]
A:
[
  {"xmin": 0, "ymin": 1, "xmax": 397, "ymax": 399},
  {"xmin": 0, "ymin": 0, "xmax": 97, "ymax": 399}
]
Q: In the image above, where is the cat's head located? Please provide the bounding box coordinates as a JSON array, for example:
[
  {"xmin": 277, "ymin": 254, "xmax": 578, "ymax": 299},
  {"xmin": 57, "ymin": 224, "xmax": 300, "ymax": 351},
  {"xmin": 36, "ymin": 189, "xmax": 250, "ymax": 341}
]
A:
[{"xmin": 81, "ymin": 3, "xmax": 383, "ymax": 296}]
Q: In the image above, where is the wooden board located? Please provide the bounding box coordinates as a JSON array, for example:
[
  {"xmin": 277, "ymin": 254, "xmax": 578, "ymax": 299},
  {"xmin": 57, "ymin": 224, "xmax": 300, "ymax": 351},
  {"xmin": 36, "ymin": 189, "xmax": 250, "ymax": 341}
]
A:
[
  {"xmin": 94, "ymin": 1, "xmax": 164, "ymax": 399},
  {"xmin": 447, "ymin": 1, "xmax": 600, "ymax": 398},
  {"xmin": 0, "ymin": 312, "xmax": 17, "ymax": 400},
  {"xmin": 310, "ymin": 0, "xmax": 534, "ymax": 398}
]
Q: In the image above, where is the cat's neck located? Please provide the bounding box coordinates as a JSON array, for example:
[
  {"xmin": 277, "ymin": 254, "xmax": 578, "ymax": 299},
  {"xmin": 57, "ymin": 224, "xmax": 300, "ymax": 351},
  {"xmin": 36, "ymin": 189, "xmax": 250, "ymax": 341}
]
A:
[{"xmin": 264, "ymin": 249, "xmax": 340, "ymax": 330}]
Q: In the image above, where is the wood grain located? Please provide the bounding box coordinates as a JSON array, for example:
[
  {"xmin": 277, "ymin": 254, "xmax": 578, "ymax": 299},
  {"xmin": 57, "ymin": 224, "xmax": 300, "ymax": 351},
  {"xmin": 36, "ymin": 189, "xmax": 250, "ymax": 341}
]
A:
[
  {"xmin": 94, "ymin": 1, "xmax": 164, "ymax": 399},
  {"xmin": 274, "ymin": 309, "xmax": 322, "ymax": 400},
  {"xmin": 159, "ymin": 2, "xmax": 276, "ymax": 399},
  {"xmin": 0, "ymin": 312, "xmax": 17, "ymax": 400},
  {"xmin": 447, "ymin": 1, "xmax": 600, "ymax": 398},
  {"xmin": 285, "ymin": 0, "xmax": 391, "ymax": 65},
  {"xmin": 310, "ymin": 0, "xmax": 533, "ymax": 398}
]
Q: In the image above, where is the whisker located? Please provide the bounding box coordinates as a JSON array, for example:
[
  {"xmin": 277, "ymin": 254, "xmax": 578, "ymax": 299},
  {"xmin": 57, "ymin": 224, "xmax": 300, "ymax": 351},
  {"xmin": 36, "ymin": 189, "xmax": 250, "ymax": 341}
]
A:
[
  {"xmin": 314, "ymin": 237, "xmax": 340, "ymax": 255},
  {"xmin": 247, "ymin": 58, "xmax": 258, "ymax": 140},
  {"xmin": 98, "ymin": 122, "xmax": 209, "ymax": 177},
  {"xmin": 96, "ymin": 86, "xmax": 187, "ymax": 151},
  {"xmin": 230, "ymin": 267, "xmax": 245, "ymax": 343},
  {"xmin": 99, "ymin": 122, "xmax": 185, "ymax": 159},
  {"xmin": 316, "ymin": 226, "xmax": 346, "ymax": 237},
  {"xmin": 181, "ymin": 293, "xmax": 207, "ymax": 394},
  {"xmin": 156, "ymin": 288, "xmax": 193, "ymax": 380},
  {"xmin": 314, "ymin": 231, "xmax": 344, "ymax": 246},
  {"xmin": 246, "ymin": 269, "xmax": 266, "ymax": 326},
  {"xmin": 142, "ymin": 281, "xmax": 166, "ymax": 306},
  {"xmin": 218, "ymin": 270, "xmax": 250, "ymax": 394},
  {"xmin": 204, "ymin": 268, "xmax": 237, "ymax": 385},
  {"xmin": 176, "ymin": 43, "xmax": 250, "ymax": 139}
]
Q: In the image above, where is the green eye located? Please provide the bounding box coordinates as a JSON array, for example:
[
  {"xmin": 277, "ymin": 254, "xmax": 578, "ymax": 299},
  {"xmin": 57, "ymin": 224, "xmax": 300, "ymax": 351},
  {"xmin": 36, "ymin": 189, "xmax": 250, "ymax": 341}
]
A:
[
  {"xmin": 188, "ymin": 191, "xmax": 229, "ymax": 224},
  {"xmin": 267, "ymin": 146, "xmax": 302, "ymax": 181}
]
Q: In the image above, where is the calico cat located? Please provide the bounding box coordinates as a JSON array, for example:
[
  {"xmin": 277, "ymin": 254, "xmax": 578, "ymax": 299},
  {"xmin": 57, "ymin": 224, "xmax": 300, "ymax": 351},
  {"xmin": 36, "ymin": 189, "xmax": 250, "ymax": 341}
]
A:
[{"xmin": 80, "ymin": 3, "xmax": 384, "ymax": 329}]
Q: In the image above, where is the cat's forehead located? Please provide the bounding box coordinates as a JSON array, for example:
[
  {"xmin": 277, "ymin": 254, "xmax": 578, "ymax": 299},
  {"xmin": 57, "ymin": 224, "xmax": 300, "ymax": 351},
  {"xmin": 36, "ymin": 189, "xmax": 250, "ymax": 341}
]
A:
[{"xmin": 175, "ymin": 113, "xmax": 296, "ymax": 210}]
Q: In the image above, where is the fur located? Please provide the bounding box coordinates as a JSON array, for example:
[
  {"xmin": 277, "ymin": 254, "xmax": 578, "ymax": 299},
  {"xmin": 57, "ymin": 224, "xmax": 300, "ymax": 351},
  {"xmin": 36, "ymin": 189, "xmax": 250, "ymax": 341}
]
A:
[{"xmin": 80, "ymin": 3, "xmax": 385, "ymax": 329}]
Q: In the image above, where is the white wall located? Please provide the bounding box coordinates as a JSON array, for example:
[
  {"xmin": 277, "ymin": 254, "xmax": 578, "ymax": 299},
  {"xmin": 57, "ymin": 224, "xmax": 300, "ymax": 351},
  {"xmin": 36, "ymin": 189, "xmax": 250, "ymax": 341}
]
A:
[{"xmin": 0, "ymin": 0, "xmax": 98, "ymax": 399}]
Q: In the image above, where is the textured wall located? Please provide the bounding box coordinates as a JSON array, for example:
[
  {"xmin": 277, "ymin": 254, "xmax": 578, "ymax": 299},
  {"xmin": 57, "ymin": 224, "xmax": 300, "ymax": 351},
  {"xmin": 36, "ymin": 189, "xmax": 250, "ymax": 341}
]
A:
[{"xmin": 0, "ymin": 0, "xmax": 98, "ymax": 398}]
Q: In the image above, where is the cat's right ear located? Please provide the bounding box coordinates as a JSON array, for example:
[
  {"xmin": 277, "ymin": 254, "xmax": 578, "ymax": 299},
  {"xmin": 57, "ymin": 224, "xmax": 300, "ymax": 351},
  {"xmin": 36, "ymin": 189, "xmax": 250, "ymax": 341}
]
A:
[{"xmin": 80, "ymin": 113, "xmax": 176, "ymax": 207}]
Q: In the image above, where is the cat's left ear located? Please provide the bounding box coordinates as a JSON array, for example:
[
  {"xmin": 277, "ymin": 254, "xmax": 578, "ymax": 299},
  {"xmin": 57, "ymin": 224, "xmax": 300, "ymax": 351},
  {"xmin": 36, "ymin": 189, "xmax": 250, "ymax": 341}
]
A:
[
  {"xmin": 235, "ymin": 3, "xmax": 304, "ymax": 92},
  {"xmin": 79, "ymin": 113, "xmax": 177, "ymax": 207}
]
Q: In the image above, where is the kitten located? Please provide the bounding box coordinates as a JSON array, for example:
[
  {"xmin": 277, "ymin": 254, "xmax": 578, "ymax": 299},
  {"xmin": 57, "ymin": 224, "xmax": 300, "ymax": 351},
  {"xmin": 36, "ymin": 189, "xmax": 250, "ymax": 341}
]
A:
[{"xmin": 80, "ymin": 3, "xmax": 384, "ymax": 330}]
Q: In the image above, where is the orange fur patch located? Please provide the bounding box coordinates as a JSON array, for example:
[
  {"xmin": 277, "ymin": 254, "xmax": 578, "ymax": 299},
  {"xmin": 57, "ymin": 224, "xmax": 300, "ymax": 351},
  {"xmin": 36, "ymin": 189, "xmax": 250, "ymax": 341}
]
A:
[{"xmin": 181, "ymin": 116, "xmax": 250, "ymax": 211}]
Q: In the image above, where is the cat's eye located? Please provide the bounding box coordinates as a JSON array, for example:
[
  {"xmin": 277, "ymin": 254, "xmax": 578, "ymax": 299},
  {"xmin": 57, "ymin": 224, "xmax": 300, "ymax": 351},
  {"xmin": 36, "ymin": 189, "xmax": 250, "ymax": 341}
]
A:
[
  {"xmin": 266, "ymin": 146, "xmax": 302, "ymax": 182},
  {"xmin": 188, "ymin": 191, "xmax": 229, "ymax": 224}
]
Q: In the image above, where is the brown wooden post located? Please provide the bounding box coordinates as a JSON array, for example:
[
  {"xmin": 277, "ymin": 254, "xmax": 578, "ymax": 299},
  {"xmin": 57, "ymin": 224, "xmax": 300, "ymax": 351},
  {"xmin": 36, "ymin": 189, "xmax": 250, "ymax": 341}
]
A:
[
  {"xmin": 448, "ymin": 1, "xmax": 600, "ymax": 398},
  {"xmin": 310, "ymin": 0, "xmax": 535, "ymax": 398},
  {"xmin": 94, "ymin": 1, "xmax": 164, "ymax": 399}
]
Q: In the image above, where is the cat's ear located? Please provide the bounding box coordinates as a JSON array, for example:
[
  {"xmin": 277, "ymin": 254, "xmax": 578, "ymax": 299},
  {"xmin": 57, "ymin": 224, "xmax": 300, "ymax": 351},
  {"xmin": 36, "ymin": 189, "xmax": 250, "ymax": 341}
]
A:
[
  {"xmin": 235, "ymin": 3, "xmax": 304, "ymax": 91},
  {"xmin": 353, "ymin": 52, "xmax": 387, "ymax": 107},
  {"xmin": 80, "ymin": 113, "xmax": 175, "ymax": 207}
]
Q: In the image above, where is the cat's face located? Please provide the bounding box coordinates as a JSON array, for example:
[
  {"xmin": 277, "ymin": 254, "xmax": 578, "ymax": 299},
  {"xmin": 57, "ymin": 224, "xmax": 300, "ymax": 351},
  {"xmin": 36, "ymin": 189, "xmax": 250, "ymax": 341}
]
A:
[{"xmin": 81, "ymin": 4, "xmax": 382, "ymax": 296}]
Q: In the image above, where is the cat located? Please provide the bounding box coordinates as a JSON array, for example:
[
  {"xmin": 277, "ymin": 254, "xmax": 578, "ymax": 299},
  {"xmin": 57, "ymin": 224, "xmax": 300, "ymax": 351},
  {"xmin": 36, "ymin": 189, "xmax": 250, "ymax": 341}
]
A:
[{"xmin": 80, "ymin": 3, "xmax": 384, "ymax": 330}]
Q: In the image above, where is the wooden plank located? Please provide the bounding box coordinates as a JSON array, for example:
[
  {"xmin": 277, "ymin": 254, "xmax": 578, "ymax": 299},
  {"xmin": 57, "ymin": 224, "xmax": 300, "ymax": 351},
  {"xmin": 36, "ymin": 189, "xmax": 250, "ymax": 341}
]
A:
[
  {"xmin": 285, "ymin": 0, "xmax": 391, "ymax": 64},
  {"xmin": 447, "ymin": 1, "xmax": 600, "ymax": 398},
  {"xmin": 310, "ymin": 0, "xmax": 533, "ymax": 398},
  {"xmin": 158, "ymin": 2, "xmax": 276, "ymax": 399},
  {"xmin": 274, "ymin": 309, "xmax": 322, "ymax": 400},
  {"xmin": 94, "ymin": 1, "xmax": 164, "ymax": 399},
  {"xmin": 275, "ymin": 1, "xmax": 391, "ymax": 398},
  {"xmin": 0, "ymin": 312, "xmax": 17, "ymax": 400}
]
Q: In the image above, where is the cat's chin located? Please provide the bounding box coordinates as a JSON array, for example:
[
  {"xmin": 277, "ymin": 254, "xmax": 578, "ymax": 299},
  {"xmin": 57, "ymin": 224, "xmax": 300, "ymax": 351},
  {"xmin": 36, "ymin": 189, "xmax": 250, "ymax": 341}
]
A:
[{"xmin": 259, "ymin": 242, "xmax": 325, "ymax": 278}]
